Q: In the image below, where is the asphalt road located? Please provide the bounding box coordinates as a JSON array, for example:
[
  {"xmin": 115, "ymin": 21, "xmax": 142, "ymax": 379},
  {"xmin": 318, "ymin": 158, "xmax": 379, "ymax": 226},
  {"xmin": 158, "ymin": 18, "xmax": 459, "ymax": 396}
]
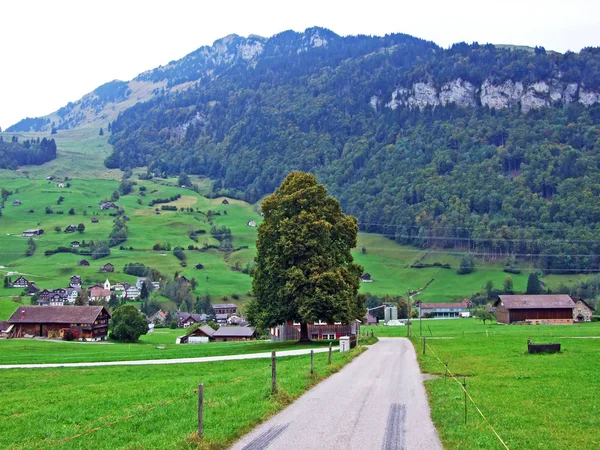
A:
[{"xmin": 231, "ymin": 338, "xmax": 442, "ymax": 450}]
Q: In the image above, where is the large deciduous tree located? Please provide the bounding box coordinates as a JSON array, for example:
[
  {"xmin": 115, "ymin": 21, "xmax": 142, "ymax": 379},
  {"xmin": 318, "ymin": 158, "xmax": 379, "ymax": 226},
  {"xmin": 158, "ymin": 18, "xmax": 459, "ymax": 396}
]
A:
[
  {"xmin": 248, "ymin": 171, "xmax": 364, "ymax": 342},
  {"xmin": 109, "ymin": 304, "xmax": 148, "ymax": 342}
]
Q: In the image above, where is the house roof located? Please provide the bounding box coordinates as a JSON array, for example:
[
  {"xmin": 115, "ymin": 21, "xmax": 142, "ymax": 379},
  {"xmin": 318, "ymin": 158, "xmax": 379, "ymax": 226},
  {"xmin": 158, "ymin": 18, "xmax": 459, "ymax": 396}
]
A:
[
  {"xmin": 419, "ymin": 300, "xmax": 470, "ymax": 309},
  {"xmin": 212, "ymin": 303, "xmax": 237, "ymax": 309},
  {"xmin": 0, "ymin": 321, "xmax": 11, "ymax": 332},
  {"xmin": 213, "ymin": 327, "xmax": 255, "ymax": 338},
  {"xmin": 496, "ymin": 295, "xmax": 575, "ymax": 309},
  {"xmin": 8, "ymin": 306, "xmax": 110, "ymax": 324},
  {"xmin": 191, "ymin": 325, "xmax": 216, "ymax": 337}
]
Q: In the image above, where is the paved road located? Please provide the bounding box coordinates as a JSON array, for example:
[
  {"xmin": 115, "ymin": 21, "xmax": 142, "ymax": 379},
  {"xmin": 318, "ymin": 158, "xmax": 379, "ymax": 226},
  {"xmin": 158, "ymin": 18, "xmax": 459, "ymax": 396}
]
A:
[
  {"xmin": 0, "ymin": 347, "xmax": 335, "ymax": 369},
  {"xmin": 231, "ymin": 338, "xmax": 442, "ymax": 450}
]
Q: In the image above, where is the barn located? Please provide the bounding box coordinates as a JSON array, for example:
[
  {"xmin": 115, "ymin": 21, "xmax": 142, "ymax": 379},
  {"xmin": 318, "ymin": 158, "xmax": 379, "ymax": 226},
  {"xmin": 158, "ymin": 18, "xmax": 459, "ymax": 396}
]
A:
[
  {"xmin": 7, "ymin": 306, "xmax": 111, "ymax": 340},
  {"xmin": 494, "ymin": 295, "xmax": 575, "ymax": 325}
]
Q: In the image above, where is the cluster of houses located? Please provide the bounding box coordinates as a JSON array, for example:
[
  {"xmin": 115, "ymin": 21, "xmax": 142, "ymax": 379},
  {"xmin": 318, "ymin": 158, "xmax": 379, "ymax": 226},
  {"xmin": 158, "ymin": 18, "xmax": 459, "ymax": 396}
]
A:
[
  {"xmin": 412, "ymin": 295, "xmax": 594, "ymax": 324},
  {"xmin": 8, "ymin": 274, "xmax": 159, "ymax": 306}
]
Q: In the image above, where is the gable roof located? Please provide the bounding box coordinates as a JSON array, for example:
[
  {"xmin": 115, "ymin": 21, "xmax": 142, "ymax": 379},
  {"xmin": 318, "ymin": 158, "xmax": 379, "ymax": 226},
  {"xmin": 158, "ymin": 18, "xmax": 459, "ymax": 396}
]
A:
[
  {"xmin": 496, "ymin": 295, "xmax": 575, "ymax": 309},
  {"xmin": 213, "ymin": 327, "xmax": 255, "ymax": 338},
  {"xmin": 212, "ymin": 303, "xmax": 238, "ymax": 309},
  {"xmin": 574, "ymin": 298, "xmax": 595, "ymax": 311},
  {"xmin": 8, "ymin": 306, "xmax": 110, "ymax": 324},
  {"xmin": 418, "ymin": 299, "xmax": 470, "ymax": 309}
]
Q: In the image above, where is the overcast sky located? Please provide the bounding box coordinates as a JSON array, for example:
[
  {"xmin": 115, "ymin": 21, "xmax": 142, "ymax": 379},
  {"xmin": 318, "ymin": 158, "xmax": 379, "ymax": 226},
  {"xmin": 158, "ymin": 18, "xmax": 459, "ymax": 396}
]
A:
[{"xmin": 1, "ymin": 0, "xmax": 599, "ymax": 130}]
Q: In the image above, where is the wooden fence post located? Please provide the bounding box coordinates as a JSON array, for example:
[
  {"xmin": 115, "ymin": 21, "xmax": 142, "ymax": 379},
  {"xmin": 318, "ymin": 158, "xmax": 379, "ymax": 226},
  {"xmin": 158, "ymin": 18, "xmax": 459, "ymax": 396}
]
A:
[
  {"xmin": 310, "ymin": 350, "xmax": 314, "ymax": 374},
  {"xmin": 463, "ymin": 377, "xmax": 467, "ymax": 425},
  {"xmin": 271, "ymin": 351, "xmax": 277, "ymax": 394},
  {"xmin": 198, "ymin": 383, "xmax": 204, "ymax": 437},
  {"xmin": 422, "ymin": 336, "xmax": 426, "ymax": 354},
  {"xmin": 328, "ymin": 342, "xmax": 332, "ymax": 364}
]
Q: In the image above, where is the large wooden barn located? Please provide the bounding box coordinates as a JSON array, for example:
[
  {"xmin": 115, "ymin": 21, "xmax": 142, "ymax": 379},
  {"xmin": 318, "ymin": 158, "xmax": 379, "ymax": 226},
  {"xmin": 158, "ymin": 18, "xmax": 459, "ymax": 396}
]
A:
[
  {"xmin": 7, "ymin": 306, "xmax": 111, "ymax": 340},
  {"xmin": 494, "ymin": 295, "xmax": 575, "ymax": 325}
]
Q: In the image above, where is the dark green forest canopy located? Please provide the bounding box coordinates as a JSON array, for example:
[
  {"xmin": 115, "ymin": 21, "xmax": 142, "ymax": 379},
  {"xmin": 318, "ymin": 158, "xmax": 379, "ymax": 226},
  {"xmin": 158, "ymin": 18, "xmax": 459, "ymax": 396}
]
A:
[
  {"xmin": 0, "ymin": 137, "xmax": 57, "ymax": 169},
  {"xmin": 105, "ymin": 31, "xmax": 600, "ymax": 273}
]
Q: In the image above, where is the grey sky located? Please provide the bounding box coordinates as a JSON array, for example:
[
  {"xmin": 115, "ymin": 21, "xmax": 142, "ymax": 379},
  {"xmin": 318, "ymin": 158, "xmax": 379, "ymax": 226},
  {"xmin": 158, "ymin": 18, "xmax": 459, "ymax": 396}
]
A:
[{"xmin": 1, "ymin": 0, "xmax": 599, "ymax": 130}]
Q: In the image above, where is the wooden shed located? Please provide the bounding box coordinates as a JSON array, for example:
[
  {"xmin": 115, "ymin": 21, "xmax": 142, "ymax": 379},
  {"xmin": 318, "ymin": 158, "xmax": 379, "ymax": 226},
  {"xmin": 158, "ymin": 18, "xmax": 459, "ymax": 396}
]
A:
[{"xmin": 494, "ymin": 295, "xmax": 575, "ymax": 325}]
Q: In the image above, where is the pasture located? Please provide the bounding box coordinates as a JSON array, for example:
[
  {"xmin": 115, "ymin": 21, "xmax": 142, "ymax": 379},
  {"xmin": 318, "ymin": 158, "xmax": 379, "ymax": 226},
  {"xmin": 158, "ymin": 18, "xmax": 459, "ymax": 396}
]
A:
[
  {"xmin": 0, "ymin": 344, "xmax": 366, "ymax": 450},
  {"xmin": 365, "ymin": 319, "xmax": 600, "ymax": 449}
]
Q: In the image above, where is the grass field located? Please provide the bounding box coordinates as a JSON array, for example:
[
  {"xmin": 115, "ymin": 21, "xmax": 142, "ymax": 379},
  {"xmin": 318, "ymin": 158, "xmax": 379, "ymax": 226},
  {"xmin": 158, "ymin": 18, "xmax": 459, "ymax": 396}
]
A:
[
  {"xmin": 0, "ymin": 331, "xmax": 339, "ymax": 365},
  {"xmin": 365, "ymin": 319, "xmax": 600, "ymax": 449},
  {"xmin": 0, "ymin": 344, "xmax": 367, "ymax": 449}
]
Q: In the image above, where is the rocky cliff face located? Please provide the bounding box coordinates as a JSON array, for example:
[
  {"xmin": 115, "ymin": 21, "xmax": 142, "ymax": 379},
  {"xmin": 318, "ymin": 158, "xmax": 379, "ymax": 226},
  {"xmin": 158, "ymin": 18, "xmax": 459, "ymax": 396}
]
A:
[{"xmin": 383, "ymin": 78, "xmax": 600, "ymax": 112}]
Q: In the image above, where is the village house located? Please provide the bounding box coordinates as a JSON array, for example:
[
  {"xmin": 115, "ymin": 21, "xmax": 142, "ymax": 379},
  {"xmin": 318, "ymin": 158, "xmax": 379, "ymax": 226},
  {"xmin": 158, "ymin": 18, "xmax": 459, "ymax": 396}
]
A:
[
  {"xmin": 65, "ymin": 288, "xmax": 79, "ymax": 304},
  {"xmin": 176, "ymin": 275, "xmax": 191, "ymax": 285},
  {"xmin": 213, "ymin": 326, "xmax": 256, "ymax": 342},
  {"xmin": 227, "ymin": 315, "xmax": 244, "ymax": 326},
  {"xmin": 136, "ymin": 277, "xmax": 147, "ymax": 289},
  {"xmin": 365, "ymin": 312, "xmax": 378, "ymax": 325},
  {"xmin": 100, "ymin": 263, "xmax": 114, "ymax": 273},
  {"xmin": 415, "ymin": 299, "xmax": 472, "ymax": 319},
  {"xmin": 26, "ymin": 282, "xmax": 39, "ymax": 296},
  {"xmin": 99, "ymin": 202, "xmax": 119, "ymax": 210},
  {"xmin": 215, "ymin": 314, "xmax": 229, "ymax": 326},
  {"xmin": 213, "ymin": 303, "xmax": 238, "ymax": 316},
  {"xmin": 12, "ymin": 199, "xmax": 21, "ymax": 206},
  {"xmin": 221, "ymin": 199, "xmax": 229, "ymax": 205},
  {"xmin": 91, "ymin": 217, "xmax": 99, "ymax": 223},
  {"xmin": 113, "ymin": 282, "xmax": 125, "ymax": 292},
  {"xmin": 573, "ymin": 298, "xmax": 594, "ymax": 322},
  {"xmin": 149, "ymin": 310, "xmax": 167, "ymax": 326},
  {"xmin": 180, "ymin": 325, "xmax": 217, "ymax": 344},
  {"xmin": 11, "ymin": 276, "xmax": 30, "ymax": 288},
  {"xmin": 71, "ymin": 241, "xmax": 80, "ymax": 248},
  {"xmin": 123, "ymin": 285, "xmax": 141, "ymax": 300},
  {"xmin": 69, "ymin": 275, "xmax": 82, "ymax": 289},
  {"xmin": 270, "ymin": 322, "xmax": 360, "ymax": 341},
  {"xmin": 78, "ymin": 259, "xmax": 90, "ymax": 266},
  {"xmin": 360, "ymin": 273, "xmax": 373, "ymax": 282},
  {"xmin": 90, "ymin": 286, "xmax": 111, "ymax": 303},
  {"xmin": 177, "ymin": 312, "xmax": 207, "ymax": 328},
  {"xmin": 64, "ymin": 224, "xmax": 77, "ymax": 233},
  {"xmin": 494, "ymin": 295, "xmax": 575, "ymax": 325},
  {"xmin": 7, "ymin": 306, "xmax": 111, "ymax": 340},
  {"xmin": 56, "ymin": 182, "xmax": 64, "ymax": 188},
  {"xmin": 246, "ymin": 220, "xmax": 257, "ymax": 227},
  {"xmin": 22, "ymin": 229, "xmax": 44, "ymax": 237}
]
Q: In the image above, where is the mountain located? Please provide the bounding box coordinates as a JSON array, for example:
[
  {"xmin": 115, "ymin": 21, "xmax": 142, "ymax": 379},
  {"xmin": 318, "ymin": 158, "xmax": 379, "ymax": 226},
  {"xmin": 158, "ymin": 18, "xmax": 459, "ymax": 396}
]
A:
[{"xmin": 8, "ymin": 28, "xmax": 600, "ymax": 273}]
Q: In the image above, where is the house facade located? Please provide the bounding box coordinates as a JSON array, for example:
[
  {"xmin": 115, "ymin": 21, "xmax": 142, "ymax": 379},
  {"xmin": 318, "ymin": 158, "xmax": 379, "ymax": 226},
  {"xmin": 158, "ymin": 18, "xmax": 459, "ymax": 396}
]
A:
[
  {"xmin": 270, "ymin": 322, "xmax": 359, "ymax": 341},
  {"xmin": 12, "ymin": 276, "xmax": 30, "ymax": 288},
  {"xmin": 494, "ymin": 295, "xmax": 575, "ymax": 325},
  {"xmin": 213, "ymin": 303, "xmax": 238, "ymax": 315},
  {"xmin": 416, "ymin": 299, "xmax": 471, "ymax": 318},
  {"xmin": 7, "ymin": 306, "xmax": 111, "ymax": 340},
  {"xmin": 573, "ymin": 298, "xmax": 594, "ymax": 322},
  {"xmin": 213, "ymin": 327, "xmax": 255, "ymax": 341},
  {"xmin": 90, "ymin": 287, "xmax": 111, "ymax": 303}
]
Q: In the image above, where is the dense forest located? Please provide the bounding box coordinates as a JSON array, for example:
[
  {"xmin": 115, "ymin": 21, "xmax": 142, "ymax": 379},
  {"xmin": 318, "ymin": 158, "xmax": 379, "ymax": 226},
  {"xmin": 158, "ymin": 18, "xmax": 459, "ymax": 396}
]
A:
[{"xmin": 0, "ymin": 136, "xmax": 57, "ymax": 168}]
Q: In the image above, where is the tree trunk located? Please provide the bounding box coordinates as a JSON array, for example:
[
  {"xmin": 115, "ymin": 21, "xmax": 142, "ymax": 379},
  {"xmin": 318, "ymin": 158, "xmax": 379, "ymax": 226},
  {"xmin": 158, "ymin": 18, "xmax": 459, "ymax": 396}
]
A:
[{"xmin": 298, "ymin": 322, "xmax": 311, "ymax": 343}]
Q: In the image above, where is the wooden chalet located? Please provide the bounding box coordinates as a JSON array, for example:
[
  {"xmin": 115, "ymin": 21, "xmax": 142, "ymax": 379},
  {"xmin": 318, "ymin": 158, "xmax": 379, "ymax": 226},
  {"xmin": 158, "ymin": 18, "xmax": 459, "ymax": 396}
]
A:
[
  {"xmin": 78, "ymin": 259, "xmax": 90, "ymax": 266},
  {"xmin": 12, "ymin": 199, "xmax": 21, "ymax": 206},
  {"xmin": 180, "ymin": 325, "xmax": 217, "ymax": 343},
  {"xmin": 91, "ymin": 217, "xmax": 99, "ymax": 223},
  {"xmin": 360, "ymin": 273, "xmax": 373, "ymax": 282},
  {"xmin": 494, "ymin": 295, "xmax": 575, "ymax": 325},
  {"xmin": 64, "ymin": 224, "xmax": 77, "ymax": 233},
  {"xmin": 12, "ymin": 276, "xmax": 30, "ymax": 288},
  {"xmin": 100, "ymin": 263, "xmax": 114, "ymax": 273},
  {"xmin": 7, "ymin": 306, "xmax": 110, "ymax": 340}
]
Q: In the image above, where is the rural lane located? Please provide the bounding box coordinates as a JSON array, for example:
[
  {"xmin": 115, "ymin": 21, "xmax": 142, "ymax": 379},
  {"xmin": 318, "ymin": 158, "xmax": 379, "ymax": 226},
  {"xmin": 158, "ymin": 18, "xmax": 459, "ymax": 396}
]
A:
[
  {"xmin": 231, "ymin": 337, "xmax": 442, "ymax": 450},
  {"xmin": 0, "ymin": 347, "xmax": 335, "ymax": 369}
]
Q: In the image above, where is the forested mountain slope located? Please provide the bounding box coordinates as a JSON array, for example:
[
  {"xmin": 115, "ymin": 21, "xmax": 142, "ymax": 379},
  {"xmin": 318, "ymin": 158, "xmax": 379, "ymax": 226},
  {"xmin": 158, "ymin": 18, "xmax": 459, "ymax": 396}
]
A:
[{"xmin": 10, "ymin": 28, "xmax": 600, "ymax": 273}]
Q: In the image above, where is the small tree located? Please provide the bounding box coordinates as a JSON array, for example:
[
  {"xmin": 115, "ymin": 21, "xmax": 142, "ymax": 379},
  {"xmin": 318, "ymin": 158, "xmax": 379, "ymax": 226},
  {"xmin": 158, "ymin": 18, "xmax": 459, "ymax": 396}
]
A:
[
  {"xmin": 77, "ymin": 223, "xmax": 85, "ymax": 233},
  {"xmin": 54, "ymin": 225, "xmax": 61, "ymax": 233},
  {"xmin": 69, "ymin": 208, "xmax": 75, "ymax": 215},
  {"xmin": 457, "ymin": 253, "xmax": 475, "ymax": 275},
  {"xmin": 99, "ymin": 127, "xmax": 104, "ymax": 136},
  {"xmin": 474, "ymin": 307, "xmax": 496, "ymax": 324},
  {"xmin": 503, "ymin": 276, "xmax": 514, "ymax": 294},
  {"xmin": 526, "ymin": 273, "xmax": 542, "ymax": 295},
  {"xmin": 140, "ymin": 282, "xmax": 149, "ymax": 300},
  {"xmin": 75, "ymin": 290, "xmax": 89, "ymax": 306},
  {"xmin": 109, "ymin": 304, "xmax": 148, "ymax": 342}
]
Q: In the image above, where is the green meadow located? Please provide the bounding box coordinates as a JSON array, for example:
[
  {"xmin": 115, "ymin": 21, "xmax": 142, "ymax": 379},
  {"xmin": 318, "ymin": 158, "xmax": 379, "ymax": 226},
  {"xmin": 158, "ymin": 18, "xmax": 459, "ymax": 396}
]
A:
[
  {"xmin": 0, "ymin": 345, "xmax": 366, "ymax": 450},
  {"xmin": 365, "ymin": 319, "xmax": 600, "ymax": 449}
]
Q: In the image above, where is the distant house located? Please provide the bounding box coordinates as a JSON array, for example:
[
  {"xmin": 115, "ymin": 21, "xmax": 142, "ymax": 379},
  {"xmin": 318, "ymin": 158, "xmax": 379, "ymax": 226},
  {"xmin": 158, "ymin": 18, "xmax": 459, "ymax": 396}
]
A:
[
  {"xmin": 270, "ymin": 322, "xmax": 359, "ymax": 341},
  {"xmin": 215, "ymin": 314, "xmax": 229, "ymax": 326},
  {"xmin": 360, "ymin": 273, "xmax": 373, "ymax": 283},
  {"xmin": 365, "ymin": 313, "xmax": 378, "ymax": 325},
  {"xmin": 56, "ymin": 182, "xmax": 64, "ymax": 188},
  {"xmin": 573, "ymin": 298, "xmax": 594, "ymax": 322},
  {"xmin": 90, "ymin": 287, "xmax": 111, "ymax": 303},
  {"xmin": 65, "ymin": 288, "xmax": 79, "ymax": 304},
  {"xmin": 186, "ymin": 325, "xmax": 217, "ymax": 343},
  {"xmin": 246, "ymin": 220, "xmax": 257, "ymax": 227},
  {"xmin": 113, "ymin": 282, "xmax": 126, "ymax": 292},
  {"xmin": 122, "ymin": 215, "xmax": 130, "ymax": 222},
  {"xmin": 149, "ymin": 310, "xmax": 167, "ymax": 326},
  {"xmin": 177, "ymin": 275, "xmax": 191, "ymax": 285},
  {"xmin": 194, "ymin": 263, "xmax": 205, "ymax": 270},
  {"xmin": 12, "ymin": 276, "xmax": 30, "ymax": 288},
  {"xmin": 221, "ymin": 199, "xmax": 229, "ymax": 205},
  {"xmin": 26, "ymin": 282, "xmax": 39, "ymax": 295},
  {"xmin": 22, "ymin": 229, "xmax": 44, "ymax": 237},
  {"xmin": 99, "ymin": 202, "xmax": 118, "ymax": 210},
  {"xmin": 100, "ymin": 263, "xmax": 114, "ymax": 273},
  {"xmin": 177, "ymin": 312, "xmax": 207, "ymax": 328},
  {"xmin": 136, "ymin": 277, "xmax": 147, "ymax": 289},
  {"xmin": 213, "ymin": 327, "xmax": 255, "ymax": 342},
  {"xmin": 78, "ymin": 259, "xmax": 90, "ymax": 266},
  {"xmin": 64, "ymin": 224, "xmax": 77, "ymax": 233},
  {"xmin": 69, "ymin": 275, "xmax": 82, "ymax": 288},
  {"xmin": 494, "ymin": 295, "xmax": 575, "ymax": 325},
  {"xmin": 91, "ymin": 217, "xmax": 99, "ymax": 223},
  {"xmin": 71, "ymin": 241, "xmax": 80, "ymax": 248},
  {"xmin": 37, "ymin": 289, "xmax": 69, "ymax": 306},
  {"xmin": 123, "ymin": 285, "xmax": 141, "ymax": 299},
  {"xmin": 12, "ymin": 200, "xmax": 21, "ymax": 206},
  {"xmin": 416, "ymin": 299, "xmax": 472, "ymax": 319},
  {"xmin": 213, "ymin": 303, "xmax": 238, "ymax": 316},
  {"xmin": 227, "ymin": 315, "xmax": 244, "ymax": 325},
  {"xmin": 7, "ymin": 306, "xmax": 110, "ymax": 340}
]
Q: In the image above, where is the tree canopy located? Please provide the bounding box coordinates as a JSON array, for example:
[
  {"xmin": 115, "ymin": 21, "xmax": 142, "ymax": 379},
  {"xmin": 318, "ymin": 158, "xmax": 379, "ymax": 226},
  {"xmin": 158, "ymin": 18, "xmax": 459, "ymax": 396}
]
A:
[
  {"xmin": 109, "ymin": 304, "xmax": 148, "ymax": 342},
  {"xmin": 248, "ymin": 171, "xmax": 364, "ymax": 341}
]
